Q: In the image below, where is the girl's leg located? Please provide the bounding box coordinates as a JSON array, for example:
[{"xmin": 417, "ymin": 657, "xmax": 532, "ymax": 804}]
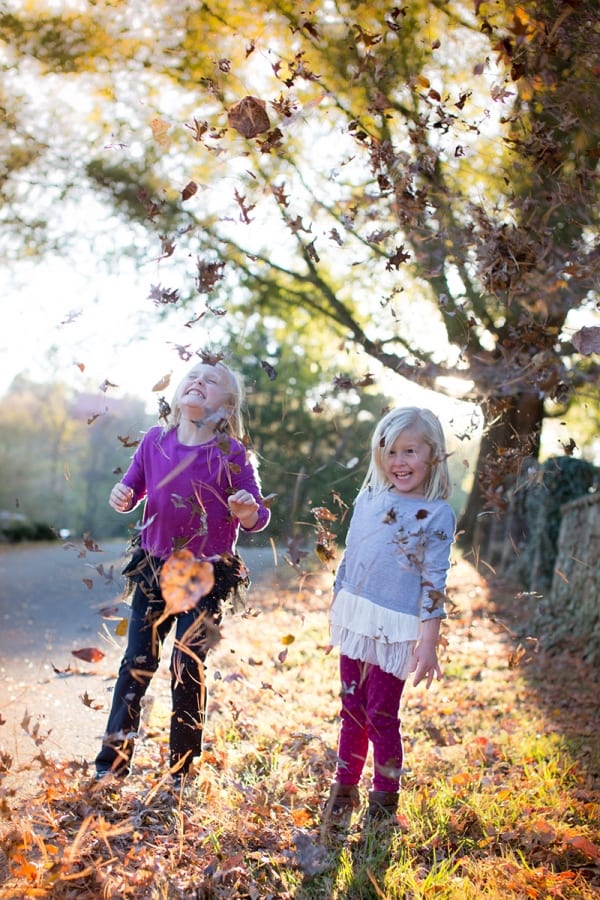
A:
[
  {"xmin": 335, "ymin": 655, "xmax": 370, "ymax": 785},
  {"xmin": 364, "ymin": 665, "xmax": 405, "ymax": 793},
  {"xmin": 168, "ymin": 609, "xmax": 216, "ymax": 772},
  {"xmin": 95, "ymin": 585, "xmax": 172, "ymax": 774}
]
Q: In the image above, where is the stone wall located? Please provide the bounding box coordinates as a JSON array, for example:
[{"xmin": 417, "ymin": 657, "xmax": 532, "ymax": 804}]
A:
[{"xmin": 541, "ymin": 492, "xmax": 600, "ymax": 664}]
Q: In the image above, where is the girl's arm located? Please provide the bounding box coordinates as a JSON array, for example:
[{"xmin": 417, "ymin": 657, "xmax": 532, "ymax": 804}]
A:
[
  {"xmin": 228, "ymin": 446, "xmax": 271, "ymax": 532},
  {"xmin": 411, "ymin": 505, "xmax": 455, "ymax": 688},
  {"xmin": 227, "ymin": 489, "xmax": 260, "ymax": 528},
  {"xmin": 410, "ymin": 617, "xmax": 442, "ymax": 689},
  {"xmin": 109, "ymin": 482, "xmax": 135, "ymax": 513}
]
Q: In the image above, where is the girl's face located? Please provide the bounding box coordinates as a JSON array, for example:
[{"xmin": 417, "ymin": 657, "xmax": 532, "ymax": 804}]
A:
[
  {"xmin": 382, "ymin": 426, "xmax": 433, "ymax": 497},
  {"xmin": 176, "ymin": 363, "xmax": 234, "ymax": 419}
]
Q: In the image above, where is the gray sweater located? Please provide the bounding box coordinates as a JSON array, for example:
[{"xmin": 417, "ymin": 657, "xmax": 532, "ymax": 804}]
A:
[{"xmin": 333, "ymin": 488, "xmax": 455, "ymax": 621}]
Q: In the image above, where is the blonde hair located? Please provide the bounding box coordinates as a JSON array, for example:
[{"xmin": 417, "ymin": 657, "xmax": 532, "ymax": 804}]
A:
[
  {"xmin": 360, "ymin": 407, "xmax": 451, "ymax": 501},
  {"xmin": 167, "ymin": 361, "xmax": 246, "ymax": 441}
]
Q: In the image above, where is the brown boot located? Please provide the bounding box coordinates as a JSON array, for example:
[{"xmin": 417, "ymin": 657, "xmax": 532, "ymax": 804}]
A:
[
  {"xmin": 366, "ymin": 790, "xmax": 399, "ymax": 822},
  {"xmin": 323, "ymin": 782, "xmax": 360, "ymax": 824}
]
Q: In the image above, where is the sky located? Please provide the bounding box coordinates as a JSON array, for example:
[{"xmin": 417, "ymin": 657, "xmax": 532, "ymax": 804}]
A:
[
  {"xmin": 2, "ymin": 247, "xmax": 485, "ymax": 450},
  {"xmin": 5, "ymin": 248, "xmax": 599, "ymax": 466},
  {"xmin": 2, "ymin": 255, "xmax": 212, "ymax": 407}
]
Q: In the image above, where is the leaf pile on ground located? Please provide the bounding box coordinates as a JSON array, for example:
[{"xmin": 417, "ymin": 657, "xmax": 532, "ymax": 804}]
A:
[{"xmin": 0, "ymin": 556, "xmax": 599, "ymax": 898}]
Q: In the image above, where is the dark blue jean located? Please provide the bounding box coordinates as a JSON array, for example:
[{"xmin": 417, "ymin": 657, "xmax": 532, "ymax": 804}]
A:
[{"xmin": 95, "ymin": 555, "xmax": 221, "ymax": 775}]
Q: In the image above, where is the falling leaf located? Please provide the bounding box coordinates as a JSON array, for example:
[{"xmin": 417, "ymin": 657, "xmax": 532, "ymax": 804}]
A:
[
  {"xmin": 386, "ymin": 244, "xmax": 411, "ymax": 270},
  {"xmin": 116, "ymin": 618, "xmax": 128, "ymax": 637},
  {"xmin": 83, "ymin": 533, "xmax": 102, "ymax": 552},
  {"xmin": 80, "ymin": 691, "xmax": 103, "ymax": 710},
  {"xmin": 159, "ymin": 549, "xmax": 215, "ymax": 614},
  {"xmin": 99, "ymin": 378, "xmax": 118, "ymax": 393},
  {"xmin": 149, "ymin": 284, "xmax": 180, "ymax": 306},
  {"xmin": 72, "ymin": 647, "xmax": 105, "ymax": 663},
  {"xmin": 571, "ymin": 326, "xmax": 600, "ymax": 355},
  {"xmin": 51, "ymin": 662, "xmax": 73, "ymax": 675},
  {"xmin": 82, "ymin": 578, "xmax": 93, "ymax": 590},
  {"xmin": 312, "ymin": 506, "xmax": 337, "ymax": 522},
  {"xmin": 260, "ymin": 360, "xmax": 278, "ymax": 380},
  {"xmin": 315, "ymin": 542, "xmax": 335, "ymax": 563},
  {"xmin": 228, "ymin": 95, "xmax": 271, "ymax": 138},
  {"xmin": 278, "ymin": 647, "xmax": 288, "ymax": 664},
  {"xmin": 98, "ymin": 605, "xmax": 120, "ymax": 618},
  {"xmin": 150, "ymin": 116, "xmax": 171, "ymax": 147},
  {"xmin": 181, "ymin": 180, "xmax": 198, "ymax": 201},
  {"xmin": 281, "ymin": 634, "xmax": 296, "ymax": 646},
  {"xmin": 118, "ymin": 435, "xmax": 140, "ymax": 448},
  {"xmin": 196, "ymin": 258, "xmax": 225, "ymax": 293},
  {"xmin": 152, "ymin": 372, "xmax": 172, "ymax": 392}
]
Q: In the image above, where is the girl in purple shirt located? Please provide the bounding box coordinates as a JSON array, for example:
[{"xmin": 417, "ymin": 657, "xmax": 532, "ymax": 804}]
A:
[{"xmin": 95, "ymin": 360, "xmax": 270, "ymax": 786}]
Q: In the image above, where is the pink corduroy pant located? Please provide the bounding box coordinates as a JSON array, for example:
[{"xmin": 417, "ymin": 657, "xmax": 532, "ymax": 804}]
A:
[{"xmin": 335, "ymin": 654, "xmax": 406, "ymax": 793}]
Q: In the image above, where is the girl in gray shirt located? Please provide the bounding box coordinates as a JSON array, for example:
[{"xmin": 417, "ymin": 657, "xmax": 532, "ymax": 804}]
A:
[{"xmin": 325, "ymin": 407, "xmax": 455, "ymax": 825}]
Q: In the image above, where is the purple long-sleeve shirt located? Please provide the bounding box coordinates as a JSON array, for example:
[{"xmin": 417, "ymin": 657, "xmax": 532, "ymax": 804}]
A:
[{"xmin": 121, "ymin": 426, "xmax": 270, "ymax": 560}]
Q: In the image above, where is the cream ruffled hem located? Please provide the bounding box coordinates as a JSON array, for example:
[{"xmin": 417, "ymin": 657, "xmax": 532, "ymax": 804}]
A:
[{"xmin": 329, "ymin": 588, "xmax": 421, "ymax": 680}]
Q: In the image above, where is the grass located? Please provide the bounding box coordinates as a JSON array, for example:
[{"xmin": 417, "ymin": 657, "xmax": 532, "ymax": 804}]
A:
[{"xmin": 0, "ymin": 556, "xmax": 599, "ymax": 898}]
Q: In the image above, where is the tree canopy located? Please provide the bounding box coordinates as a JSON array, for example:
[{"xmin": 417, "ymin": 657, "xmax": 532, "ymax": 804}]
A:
[{"xmin": 2, "ymin": 0, "xmax": 599, "ymax": 548}]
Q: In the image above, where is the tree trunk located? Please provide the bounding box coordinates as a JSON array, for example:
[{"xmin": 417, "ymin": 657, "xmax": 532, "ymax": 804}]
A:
[{"xmin": 457, "ymin": 392, "xmax": 544, "ymax": 561}]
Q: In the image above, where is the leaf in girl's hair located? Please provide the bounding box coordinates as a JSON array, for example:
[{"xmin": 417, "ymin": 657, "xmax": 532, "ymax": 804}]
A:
[
  {"xmin": 281, "ymin": 634, "xmax": 295, "ymax": 646},
  {"xmin": 195, "ymin": 349, "xmax": 223, "ymax": 365},
  {"xmin": 159, "ymin": 549, "xmax": 215, "ymax": 614},
  {"xmin": 72, "ymin": 647, "xmax": 105, "ymax": 663}
]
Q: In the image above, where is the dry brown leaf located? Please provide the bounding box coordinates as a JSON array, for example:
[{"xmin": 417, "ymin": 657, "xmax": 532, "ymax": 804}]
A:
[
  {"xmin": 228, "ymin": 96, "xmax": 270, "ymax": 138},
  {"xmin": 159, "ymin": 549, "xmax": 215, "ymax": 614}
]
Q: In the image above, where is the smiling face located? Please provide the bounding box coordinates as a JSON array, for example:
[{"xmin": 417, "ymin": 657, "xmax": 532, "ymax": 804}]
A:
[
  {"xmin": 381, "ymin": 425, "xmax": 433, "ymax": 497},
  {"xmin": 175, "ymin": 362, "xmax": 235, "ymax": 420}
]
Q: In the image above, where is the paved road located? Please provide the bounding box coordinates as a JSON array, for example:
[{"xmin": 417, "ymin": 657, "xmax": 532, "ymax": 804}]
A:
[{"xmin": 0, "ymin": 538, "xmax": 280, "ymax": 790}]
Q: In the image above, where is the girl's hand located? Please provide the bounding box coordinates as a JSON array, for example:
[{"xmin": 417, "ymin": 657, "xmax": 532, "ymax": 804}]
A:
[
  {"xmin": 109, "ymin": 482, "xmax": 134, "ymax": 513},
  {"xmin": 228, "ymin": 490, "xmax": 259, "ymax": 528},
  {"xmin": 409, "ymin": 641, "xmax": 442, "ymax": 689}
]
